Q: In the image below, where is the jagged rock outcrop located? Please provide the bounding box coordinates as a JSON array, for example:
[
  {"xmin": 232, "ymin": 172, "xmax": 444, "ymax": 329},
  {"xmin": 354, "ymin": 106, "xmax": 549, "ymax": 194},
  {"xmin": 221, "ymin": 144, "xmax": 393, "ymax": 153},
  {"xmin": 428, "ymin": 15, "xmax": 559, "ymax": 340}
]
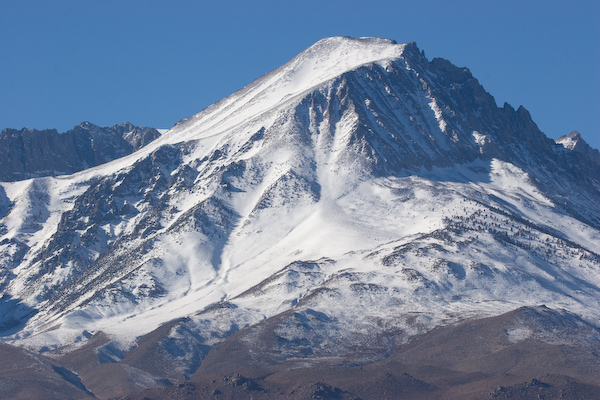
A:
[
  {"xmin": 557, "ymin": 130, "xmax": 600, "ymax": 165},
  {"xmin": 0, "ymin": 122, "xmax": 161, "ymax": 181}
]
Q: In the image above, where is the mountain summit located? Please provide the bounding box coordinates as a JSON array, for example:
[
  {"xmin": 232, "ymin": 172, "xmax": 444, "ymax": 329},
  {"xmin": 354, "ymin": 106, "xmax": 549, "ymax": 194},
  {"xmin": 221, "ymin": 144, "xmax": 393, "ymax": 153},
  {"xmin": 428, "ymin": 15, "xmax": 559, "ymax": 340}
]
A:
[
  {"xmin": 557, "ymin": 130, "xmax": 600, "ymax": 165},
  {"xmin": 0, "ymin": 37, "xmax": 599, "ymax": 399}
]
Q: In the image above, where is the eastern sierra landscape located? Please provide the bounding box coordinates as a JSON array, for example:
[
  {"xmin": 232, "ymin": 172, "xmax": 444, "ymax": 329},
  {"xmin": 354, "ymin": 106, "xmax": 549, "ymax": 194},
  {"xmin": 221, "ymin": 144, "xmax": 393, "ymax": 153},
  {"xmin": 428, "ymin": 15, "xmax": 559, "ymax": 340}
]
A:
[{"xmin": 0, "ymin": 37, "xmax": 599, "ymax": 399}]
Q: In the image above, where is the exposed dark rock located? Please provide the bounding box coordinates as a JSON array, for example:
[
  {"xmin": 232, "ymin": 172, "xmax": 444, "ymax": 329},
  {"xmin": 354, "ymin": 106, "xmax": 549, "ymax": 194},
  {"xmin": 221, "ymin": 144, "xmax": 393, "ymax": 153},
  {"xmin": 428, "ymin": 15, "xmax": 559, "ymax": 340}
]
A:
[{"xmin": 0, "ymin": 121, "xmax": 161, "ymax": 181}]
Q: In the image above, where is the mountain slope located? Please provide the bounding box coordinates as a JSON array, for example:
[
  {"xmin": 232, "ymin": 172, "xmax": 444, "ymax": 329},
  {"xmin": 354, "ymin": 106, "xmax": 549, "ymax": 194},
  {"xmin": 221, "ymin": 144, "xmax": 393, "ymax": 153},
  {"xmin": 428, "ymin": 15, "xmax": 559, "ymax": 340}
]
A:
[
  {"xmin": 0, "ymin": 37, "xmax": 599, "ymax": 398},
  {"xmin": 0, "ymin": 341, "xmax": 94, "ymax": 399},
  {"xmin": 123, "ymin": 306, "xmax": 599, "ymax": 400}
]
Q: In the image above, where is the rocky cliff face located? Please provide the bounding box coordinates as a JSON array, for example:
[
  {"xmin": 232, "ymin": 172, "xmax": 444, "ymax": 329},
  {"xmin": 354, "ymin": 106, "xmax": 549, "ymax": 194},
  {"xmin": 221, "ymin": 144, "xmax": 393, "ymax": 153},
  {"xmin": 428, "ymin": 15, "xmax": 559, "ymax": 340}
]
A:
[{"xmin": 0, "ymin": 122, "xmax": 161, "ymax": 181}]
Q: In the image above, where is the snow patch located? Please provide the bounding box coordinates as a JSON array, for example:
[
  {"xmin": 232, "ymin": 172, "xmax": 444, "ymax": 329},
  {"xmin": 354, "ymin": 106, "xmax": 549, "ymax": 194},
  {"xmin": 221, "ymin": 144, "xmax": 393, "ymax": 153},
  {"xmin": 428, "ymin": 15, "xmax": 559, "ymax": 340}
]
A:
[{"xmin": 506, "ymin": 326, "xmax": 534, "ymax": 343}]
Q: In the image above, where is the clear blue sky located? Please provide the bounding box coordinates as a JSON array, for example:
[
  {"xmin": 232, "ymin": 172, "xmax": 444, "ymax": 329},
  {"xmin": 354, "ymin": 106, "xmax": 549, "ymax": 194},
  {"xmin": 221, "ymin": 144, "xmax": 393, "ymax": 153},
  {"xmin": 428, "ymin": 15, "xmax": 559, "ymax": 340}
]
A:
[{"xmin": 1, "ymin": 0, "xmax": 599, "ymax": 149}]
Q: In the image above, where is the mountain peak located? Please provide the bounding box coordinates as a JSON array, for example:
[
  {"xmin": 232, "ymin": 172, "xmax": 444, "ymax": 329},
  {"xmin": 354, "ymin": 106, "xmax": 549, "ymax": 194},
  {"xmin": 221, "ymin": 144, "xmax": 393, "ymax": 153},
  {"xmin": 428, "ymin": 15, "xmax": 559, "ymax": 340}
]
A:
[
  {"xmin": 557, "ymin": 130, "xmax": 600, "ymax": 165},
  {"xmin": 289, "ymin": 36, "xmax": 407, "ymax": 79},
  {"xmin": 168, "ymin": 36, "xmax": 411, "ymax": 142},
  {"xmin": 78, "ymin": 121, "xmax": 95, "ymax": 130},
  {"xmin": 557, "ymin": 130, "xmax": 583, "ymax": 150},
  {"xmin": 269, "ymin": 36, "xmax": 410, "ymax": 98},
  {"xmin": 309, "ymin": 35, "xmax": 399, "ymax": 49}
]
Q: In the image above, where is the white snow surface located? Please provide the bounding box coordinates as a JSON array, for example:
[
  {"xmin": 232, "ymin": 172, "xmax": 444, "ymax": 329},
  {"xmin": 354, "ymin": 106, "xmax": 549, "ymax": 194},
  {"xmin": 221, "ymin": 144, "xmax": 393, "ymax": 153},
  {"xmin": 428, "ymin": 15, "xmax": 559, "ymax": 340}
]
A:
[
  {"xmin": 556, "ymin": 132, "xmax": 580, "ymax": 150},
  {"xmin": 150, "ymin": 37, "xmax": 406, "ymax": 145}
]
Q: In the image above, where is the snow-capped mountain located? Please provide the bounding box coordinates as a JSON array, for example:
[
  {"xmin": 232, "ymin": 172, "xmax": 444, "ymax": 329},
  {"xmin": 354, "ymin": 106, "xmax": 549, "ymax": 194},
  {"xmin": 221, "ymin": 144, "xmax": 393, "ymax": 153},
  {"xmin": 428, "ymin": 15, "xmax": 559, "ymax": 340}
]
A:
[{"xmin": 0, "ymin": 37, "xmax": 598, "ymax": 399}]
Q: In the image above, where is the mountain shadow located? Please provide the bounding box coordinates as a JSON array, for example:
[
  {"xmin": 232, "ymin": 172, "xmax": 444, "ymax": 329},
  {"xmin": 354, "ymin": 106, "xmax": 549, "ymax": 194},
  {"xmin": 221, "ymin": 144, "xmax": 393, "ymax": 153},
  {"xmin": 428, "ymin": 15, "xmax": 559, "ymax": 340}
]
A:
[{"xmin": 0, "ymin": 294, "xmax": 37, "ymax": 336}]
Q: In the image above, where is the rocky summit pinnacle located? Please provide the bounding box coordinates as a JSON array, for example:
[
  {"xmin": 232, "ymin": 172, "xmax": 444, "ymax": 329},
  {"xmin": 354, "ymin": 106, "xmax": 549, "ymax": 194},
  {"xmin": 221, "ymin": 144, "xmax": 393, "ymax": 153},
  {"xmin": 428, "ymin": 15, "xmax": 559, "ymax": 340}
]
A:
[
  {"xmin": 557, "ymin": 130, "xmax": 600, "ymax": 165},
  {"xmin": 0, "ymin": 37, "xmax": 598, "ymax": 399}
]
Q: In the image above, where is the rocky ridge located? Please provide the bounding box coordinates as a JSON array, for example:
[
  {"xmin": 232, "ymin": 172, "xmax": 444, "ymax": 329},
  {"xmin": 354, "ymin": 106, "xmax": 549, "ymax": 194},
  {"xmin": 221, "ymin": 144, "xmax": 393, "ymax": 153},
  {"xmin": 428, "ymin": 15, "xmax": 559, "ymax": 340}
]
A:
[{"xmin": 0, "ymin": 122, "xmax": 161, "ymax": 181}]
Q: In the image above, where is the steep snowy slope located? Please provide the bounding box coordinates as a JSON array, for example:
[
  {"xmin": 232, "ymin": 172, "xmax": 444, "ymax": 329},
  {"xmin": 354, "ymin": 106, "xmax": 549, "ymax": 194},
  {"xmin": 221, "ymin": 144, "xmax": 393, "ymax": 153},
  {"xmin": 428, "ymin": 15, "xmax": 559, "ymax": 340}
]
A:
[{"xmin": 0, "ymin": 37, "xmax": 598, "ymax": 397}]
